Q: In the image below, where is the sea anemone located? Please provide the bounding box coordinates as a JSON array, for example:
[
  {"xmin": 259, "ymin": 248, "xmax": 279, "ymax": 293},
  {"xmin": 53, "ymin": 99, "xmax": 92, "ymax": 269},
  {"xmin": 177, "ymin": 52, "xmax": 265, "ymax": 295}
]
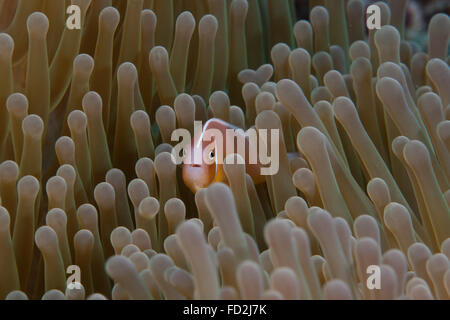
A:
[{"xmin": 0, "ymin": 0, "xmax": 449, "ymax": 300}]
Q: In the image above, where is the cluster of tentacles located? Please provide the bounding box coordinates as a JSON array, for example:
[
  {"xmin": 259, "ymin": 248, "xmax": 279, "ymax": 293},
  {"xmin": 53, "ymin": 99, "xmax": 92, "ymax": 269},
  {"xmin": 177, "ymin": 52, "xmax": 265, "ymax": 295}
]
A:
[{"xmin": 0, "ymin": 0, "xmax": 449, "ymax": 300}]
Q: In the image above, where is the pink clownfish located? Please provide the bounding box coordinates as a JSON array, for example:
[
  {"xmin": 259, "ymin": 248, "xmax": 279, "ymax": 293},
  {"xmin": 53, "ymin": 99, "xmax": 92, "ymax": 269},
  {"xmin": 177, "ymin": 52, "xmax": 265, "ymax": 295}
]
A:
[{"xmin": 182, "ymin": 118, "xmax": 267, "ymax": 193}]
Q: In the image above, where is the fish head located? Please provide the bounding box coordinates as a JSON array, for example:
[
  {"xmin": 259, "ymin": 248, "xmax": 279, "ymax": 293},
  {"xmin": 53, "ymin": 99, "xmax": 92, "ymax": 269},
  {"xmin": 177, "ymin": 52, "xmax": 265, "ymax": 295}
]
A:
[
  {"xmin": 182, "ymin": 140, "xmax": 219, "ymax": 193},
  {"xmin": 182, "ymin": 118, "xmax": 239, "ymax": 192}
]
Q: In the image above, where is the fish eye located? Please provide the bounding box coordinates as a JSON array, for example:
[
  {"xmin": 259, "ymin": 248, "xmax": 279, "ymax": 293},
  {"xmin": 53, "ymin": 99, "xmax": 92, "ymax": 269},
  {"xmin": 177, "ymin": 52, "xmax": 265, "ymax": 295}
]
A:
[
  {"xmin": 179, "ymin": 148, "xmax": 187, "ymax": 158},
  {"xmin": 209, "ymin": 150, "xmax": 215, "ymax": 160}
]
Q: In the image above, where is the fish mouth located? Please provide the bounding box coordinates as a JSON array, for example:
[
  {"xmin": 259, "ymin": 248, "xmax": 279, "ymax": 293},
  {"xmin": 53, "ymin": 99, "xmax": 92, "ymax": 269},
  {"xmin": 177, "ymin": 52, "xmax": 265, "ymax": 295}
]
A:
[{"xmin": 182, "ymin": 164, "xmax": 215, "ymax": 193}]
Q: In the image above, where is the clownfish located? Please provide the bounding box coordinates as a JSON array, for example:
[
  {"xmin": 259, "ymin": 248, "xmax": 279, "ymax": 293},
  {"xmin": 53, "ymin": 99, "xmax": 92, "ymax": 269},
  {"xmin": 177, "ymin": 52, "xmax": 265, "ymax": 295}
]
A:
[{"xmin": 182, "ymin": 119, "xmax": 267, "ymax": 193}]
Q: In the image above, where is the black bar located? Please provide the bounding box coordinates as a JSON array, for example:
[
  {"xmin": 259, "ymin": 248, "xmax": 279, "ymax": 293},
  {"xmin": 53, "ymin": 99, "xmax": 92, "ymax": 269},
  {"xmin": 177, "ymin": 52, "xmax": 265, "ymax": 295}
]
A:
[{"xmin": 1, "ymin": 300, "xmax": 445, "ymax": 319}]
